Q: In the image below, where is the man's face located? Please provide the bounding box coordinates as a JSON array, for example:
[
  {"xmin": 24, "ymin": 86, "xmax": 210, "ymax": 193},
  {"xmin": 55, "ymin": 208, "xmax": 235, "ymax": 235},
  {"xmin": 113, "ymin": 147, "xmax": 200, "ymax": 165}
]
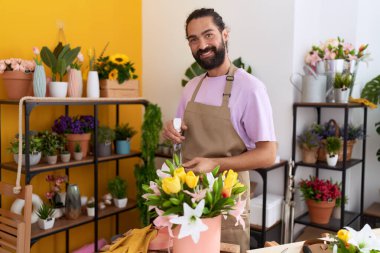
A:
[{"xmin": 186, "ymin": 17, "xmax": 228, "ymax": 70}]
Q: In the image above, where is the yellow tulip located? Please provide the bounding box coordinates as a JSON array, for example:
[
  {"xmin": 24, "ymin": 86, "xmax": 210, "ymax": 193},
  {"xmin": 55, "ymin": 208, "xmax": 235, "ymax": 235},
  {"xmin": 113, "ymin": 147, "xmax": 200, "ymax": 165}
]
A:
[
  {"xmin": 222, "ymin": 170, "xmax": 238, "ymax": 198},
  {"xmin": 162, "ymin": 176, "xmax": 181, "ymax": 194},
  {"xmin": 185, "ymin": 171, "xmax": 199, "ymax": 189},
  {"xmin": 174, "ymin": 166, "xmax": 186, "ymax": 183},
  {"xmin": 337, "ymin": 229, "xmax": 350, "ymax": 243}
]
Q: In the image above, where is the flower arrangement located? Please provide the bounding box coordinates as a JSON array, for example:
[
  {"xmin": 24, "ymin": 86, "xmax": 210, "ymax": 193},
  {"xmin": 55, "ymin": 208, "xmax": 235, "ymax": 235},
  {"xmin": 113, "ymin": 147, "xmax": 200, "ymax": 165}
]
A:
[
  {"xmin": 0, "ymin": 58, "xmax": 35, "ymax": 74},
  {"xmin": 299, "ymin": 176, "xmax": 341, "ymax": 202},
  {"xmin": 45, "ymin": 174, "xmax": 68, "ymax": 208},
  {"xmin": 305, "ymin": 37, "xmax": 370, "ymax": 68},
  {"xmin": 142, "ymin": 157, "xmax": 247, "ymax": 243},
  {"xmin": 331, "ymin": 224, "xmax": 380, "ymax": 253},
  {"xmin": 298, "ymin": 128, "xmax": 322, "ymax": 150},
  {"xmin": 96, "ymin": 53, "xmax": 138, "ymax": 84},
  {"xmin": 33, "ymin": 47, "xmax": 43, "ymax": 66},
  {"xmin": 342, "ymin": 124, "xmax": 364, "ymax": 141},
  {"xmin": 52, "ymin": 115, "xmax": 96, "ymax": 134}
]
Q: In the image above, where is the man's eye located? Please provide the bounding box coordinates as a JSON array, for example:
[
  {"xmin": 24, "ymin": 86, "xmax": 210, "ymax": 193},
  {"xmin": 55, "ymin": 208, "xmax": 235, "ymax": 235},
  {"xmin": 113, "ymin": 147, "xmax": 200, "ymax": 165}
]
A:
[
  {"xmin": 205, "ymin": 34, "xmax": 213, "ymax": 39},
  {"xmin": 188, "ymin": 38, "xmax": 198, "ymax": 44}
]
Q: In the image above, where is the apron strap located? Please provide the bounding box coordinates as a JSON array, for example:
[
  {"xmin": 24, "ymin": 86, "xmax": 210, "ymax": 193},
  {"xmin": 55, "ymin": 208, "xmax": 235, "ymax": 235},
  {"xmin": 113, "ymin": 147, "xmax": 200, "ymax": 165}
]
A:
[
  {"xmin": 222, "ymin": 64, "xmax": 238, "ymax": 107},
  {"xmin": 190, "ymin": 73, "xmax": 207, "ymax": 102}
]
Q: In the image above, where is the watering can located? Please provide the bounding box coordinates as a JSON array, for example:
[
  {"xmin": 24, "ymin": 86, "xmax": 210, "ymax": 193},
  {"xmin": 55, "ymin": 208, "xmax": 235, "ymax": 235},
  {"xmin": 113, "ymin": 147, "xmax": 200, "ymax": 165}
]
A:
[{"xmin": 290, "ymin": 65, "xmax": 329, "ymax": 103}]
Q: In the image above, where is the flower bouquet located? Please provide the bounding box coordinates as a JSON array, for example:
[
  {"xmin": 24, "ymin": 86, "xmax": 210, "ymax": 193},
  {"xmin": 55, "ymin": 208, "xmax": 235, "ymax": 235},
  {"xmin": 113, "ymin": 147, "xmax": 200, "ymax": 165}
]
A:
[
  {"xmin": 299, "ymin": 176, "xmax": 341, "ymax": 224},
  {"xmin": 331, "ymin": 224, "xmax": 380, "ymax": 253},
  {"xmin": 142, "ymin": 156, "xmax": 247, "ymax": 252}
]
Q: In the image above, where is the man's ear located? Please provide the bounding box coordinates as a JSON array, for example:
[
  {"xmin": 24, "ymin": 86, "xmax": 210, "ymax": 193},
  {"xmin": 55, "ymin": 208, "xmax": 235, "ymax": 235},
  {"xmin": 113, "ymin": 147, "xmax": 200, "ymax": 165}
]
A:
[{"xmin": 222, "ymin": 29, "xmax": 229, "ymax": 43}]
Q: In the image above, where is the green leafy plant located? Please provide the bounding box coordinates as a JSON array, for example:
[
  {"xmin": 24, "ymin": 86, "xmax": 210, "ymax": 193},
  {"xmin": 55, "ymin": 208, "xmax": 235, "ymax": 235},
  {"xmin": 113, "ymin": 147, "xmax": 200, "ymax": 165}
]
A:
[
  {"xmin": 335, "ymin": 195, "xmax": 348, "ymax": 207},
  {"xmin": 115, "ymin": 123, "xmax": 137, "ymax": 140},
  {"xmin": 39, "ymin": 131, "xmax": 61, "ymax": 156},
  {"xmin": 181, "ymin": 57, "xmax": 253, "ymax": 87},
  {"xmin": 36, "ymin": 203, "xmax": 55, "ymax": 220},
  {"xmin": 361, "ymin": 75, "xmax": 380, "ymax": 104},
  {"xmin": 108, "ymin": 176, "xmax": 127, "ymax": 199},
  {"xmin": 8, "ymin": 132, "xmax": 42, "ymax": 154},
  {"xmin": 134, "ymin": 104, "xmax": 163, "ymax": 225},
  {"xmin": 326, "ymin": 136, "xmax": 342, "ymax": 155},
  {"xmin": 74, "ymin": 142, "xmax": 81, "ymax": 153},
  {"xmin": 97, "ymin": 126, "xmax": 115, "ymax": 143},
  {"xmin": 40, "ymin": 42, "xmax": 81, "ymax": 81},
  {"xmin": 297, "ymin": 128, "xmax": 321, "ymax": 150},
  {"xmin": 341, "ymin": 124, "xmax": 364, "ymax": 141},
  {"xmin": 333, "ymin": 73, "xmax": 353, "ymax": 89}
]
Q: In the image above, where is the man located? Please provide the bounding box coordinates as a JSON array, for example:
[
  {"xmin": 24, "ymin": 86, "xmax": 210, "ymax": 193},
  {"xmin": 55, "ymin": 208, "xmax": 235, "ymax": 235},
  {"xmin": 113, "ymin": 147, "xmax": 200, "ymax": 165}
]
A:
[{"xmin": 163, "ymin": 8, "xmax": 277, "ymax": 252}]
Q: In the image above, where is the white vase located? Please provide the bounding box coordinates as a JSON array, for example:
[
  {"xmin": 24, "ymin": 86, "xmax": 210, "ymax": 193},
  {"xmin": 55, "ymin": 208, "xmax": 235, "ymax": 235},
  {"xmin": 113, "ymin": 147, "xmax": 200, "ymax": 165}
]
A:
[
  {"xmin": 326, "ymin": 153, "xmax": 338, "ymax": 167},
  {"xmin": 38, "ymin": 217, "xmax": 55, "ymax": 230},
  {"xmin": 49, "ymin": 81, "xmax": 68, "ymax": 97},
  {"xmin": 113, "ymin": 198, "xmax": 128, "ymax": 208},
  {"xmin": 87, "ymin": 207, "xmax": 95, "ymax": 217},
  {"xmin": 86, "ymin": 71, "xmax": 100, "ymax": 98}
]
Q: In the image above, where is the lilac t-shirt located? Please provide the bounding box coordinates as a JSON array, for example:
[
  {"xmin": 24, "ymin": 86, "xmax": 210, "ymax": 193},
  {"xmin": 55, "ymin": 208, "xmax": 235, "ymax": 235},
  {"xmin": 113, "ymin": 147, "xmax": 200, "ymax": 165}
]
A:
[{"xmin": 176, "ymin": 68, "xmax": 276, "ymax": 150}]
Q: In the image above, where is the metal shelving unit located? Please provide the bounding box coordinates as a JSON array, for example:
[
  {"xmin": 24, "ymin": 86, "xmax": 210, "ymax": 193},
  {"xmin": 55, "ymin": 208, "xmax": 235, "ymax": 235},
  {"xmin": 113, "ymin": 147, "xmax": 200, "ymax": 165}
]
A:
[
  {"xmin": 0, "ymin": 98, "xmax": 149, "ymax": 252},
  {"xmin": 291, "ymin": 102, "xmax": 367, "ymax": 234}
]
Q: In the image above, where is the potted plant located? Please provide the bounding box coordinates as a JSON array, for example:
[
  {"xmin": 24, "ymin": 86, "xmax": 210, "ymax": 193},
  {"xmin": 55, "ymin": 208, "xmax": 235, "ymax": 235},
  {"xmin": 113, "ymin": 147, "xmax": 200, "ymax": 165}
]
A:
[
  {"xmin": 333, "ymin": 73, "xmax": 353, "ymax": 103},
  {"xmin": 326, "ymin": 136, "xmax": 342, "ymax": 166},
  {"xmin": 86, "ymin": 197, "xmax": 95, "ymax": 217},
  {"xmin": 114, "ymin": 123, "xmax": 136, "ymax": 155},
  {"xmin": 73, "ymin": 143, "xmax": 83, "ymax": 161},
  {"xmin": 37, "ymin": 203, "xmax": 55, "ymax": 230},
  {"xmin": 0, "ymin": 58, "xmax": 35, "ymax": 99},
  {"xmin": 299, "ymin": 176, "xmax": 341, "ymax": 224},
  {"xmin": 297, "ymin": 127, "xmax": 321, "ymax": 164},
  {"xmin": 40, "ymin": 42, "xmax": 81, "ymax": 97},
  {"xmin": 52, "ymin": 115, "xmax": 95, "ymax": 158},
  {"xmin": 108, "ymin": 176, "xmax": 128, "ymax": 208},
  {"xmin": 45, "ymin": 174, "xmax": 68, "ymax": 219},
  {"xmin": 8, "ymin": 132, "xmax": 43, "ymax": 166},
  {"xmin": 57, "ymin": 135, "xmax": 70, "ymax": 162},
  {"xmin": 339, "ymin": 124, "xmax": 364, "ymax": 161},
  {"xmin": 40, "ymin": 131, "xmax": 61, "ymax": 165},
  {"xmin": 97, "ymin": 126, "xmax": 115, "ymax": 157}
]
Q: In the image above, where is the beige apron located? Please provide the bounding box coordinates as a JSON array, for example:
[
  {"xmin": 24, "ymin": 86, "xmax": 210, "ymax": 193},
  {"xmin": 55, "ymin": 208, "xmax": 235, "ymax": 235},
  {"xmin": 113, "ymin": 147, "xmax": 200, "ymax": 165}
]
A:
[{"xmin": 182, "ymin": 65, "xmax": 250, "ymax": 253}]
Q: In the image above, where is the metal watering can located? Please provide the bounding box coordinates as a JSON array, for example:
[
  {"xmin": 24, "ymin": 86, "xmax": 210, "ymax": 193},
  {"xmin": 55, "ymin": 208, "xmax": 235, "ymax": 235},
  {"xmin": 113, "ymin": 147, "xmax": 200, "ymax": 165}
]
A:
[{"xmin": 290, "ymin": 65, "xmax": 329, "ymax": 103}]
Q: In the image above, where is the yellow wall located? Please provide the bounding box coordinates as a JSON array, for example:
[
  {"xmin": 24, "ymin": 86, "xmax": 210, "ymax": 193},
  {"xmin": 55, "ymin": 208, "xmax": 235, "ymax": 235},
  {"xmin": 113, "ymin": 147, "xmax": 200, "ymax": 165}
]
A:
[{"xmin": 0, "ymin": 0, "xmax": 142, "ymax": 252}]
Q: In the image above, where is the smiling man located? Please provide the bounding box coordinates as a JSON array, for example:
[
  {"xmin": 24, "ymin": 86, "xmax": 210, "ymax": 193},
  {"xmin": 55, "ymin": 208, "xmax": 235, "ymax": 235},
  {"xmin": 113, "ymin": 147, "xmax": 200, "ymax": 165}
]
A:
[{"xmin": 163, "ymin": 8, "xmax": 277, "ymax": 251}]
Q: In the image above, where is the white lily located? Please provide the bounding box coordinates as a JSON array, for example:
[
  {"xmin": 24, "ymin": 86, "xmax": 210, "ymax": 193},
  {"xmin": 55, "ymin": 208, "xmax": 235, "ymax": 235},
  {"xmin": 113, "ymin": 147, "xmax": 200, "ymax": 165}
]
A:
[
  {"xmin": 157, "ymin": 163, "xmax": 171, "ymax": 178},
  {"xmin": 206, "ymin": 172, "xmax": 215, "ymax": 192},
  {"xmin": 345, "ymin": 224, "xmax": 380, "ymax": 253},
  {"xmin": 170, "ymin": 199, "xmax": 208, "ymax": 243}
]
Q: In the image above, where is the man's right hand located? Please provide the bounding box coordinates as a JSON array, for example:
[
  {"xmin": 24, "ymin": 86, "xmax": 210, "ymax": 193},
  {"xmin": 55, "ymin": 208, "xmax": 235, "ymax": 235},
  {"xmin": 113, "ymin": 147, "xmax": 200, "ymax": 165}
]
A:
[{"xmin": 163, "ymin": 119, "xmax": 187, "ymax": 144}]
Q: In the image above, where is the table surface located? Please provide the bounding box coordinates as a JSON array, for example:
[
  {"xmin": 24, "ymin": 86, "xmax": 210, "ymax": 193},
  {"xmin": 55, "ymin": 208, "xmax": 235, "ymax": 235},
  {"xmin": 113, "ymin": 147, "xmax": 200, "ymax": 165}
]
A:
[{"xmin": 247, "ymin": 228, "xmax": 380, "ymax": 253}]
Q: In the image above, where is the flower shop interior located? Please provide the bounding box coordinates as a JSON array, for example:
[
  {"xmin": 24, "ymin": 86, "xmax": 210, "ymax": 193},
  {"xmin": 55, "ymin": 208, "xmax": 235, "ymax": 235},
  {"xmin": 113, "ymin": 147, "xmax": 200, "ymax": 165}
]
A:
[{"xmin": 1, "ymin": 0, "xmax": 380, "ymax": 253}]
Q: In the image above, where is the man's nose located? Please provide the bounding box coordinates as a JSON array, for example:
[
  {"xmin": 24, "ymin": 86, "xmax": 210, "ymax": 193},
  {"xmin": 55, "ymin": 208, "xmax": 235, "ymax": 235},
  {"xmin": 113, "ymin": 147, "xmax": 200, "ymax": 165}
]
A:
[{"xmin": 198, "ymin": 38, "xmax": 208, "ymax": 50}]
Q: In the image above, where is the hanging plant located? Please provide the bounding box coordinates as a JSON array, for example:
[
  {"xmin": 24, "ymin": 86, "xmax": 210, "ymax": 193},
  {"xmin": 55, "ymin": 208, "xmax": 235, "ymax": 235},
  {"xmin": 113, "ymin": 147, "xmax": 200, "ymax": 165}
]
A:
[
  {"xmin": 181, "ymin": 57, "xmax": 253, "ymax": 87},
  {"xmin": 134, "ymin": 103, "xmax": 163, "ymax": 225}
]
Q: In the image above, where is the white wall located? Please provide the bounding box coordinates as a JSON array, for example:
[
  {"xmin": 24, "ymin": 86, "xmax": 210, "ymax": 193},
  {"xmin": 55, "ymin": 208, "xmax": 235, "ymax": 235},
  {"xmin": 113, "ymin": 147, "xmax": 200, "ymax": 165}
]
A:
[{"xmin": 142, "ymin": 0, "xmax": 380, "ymax": 212}]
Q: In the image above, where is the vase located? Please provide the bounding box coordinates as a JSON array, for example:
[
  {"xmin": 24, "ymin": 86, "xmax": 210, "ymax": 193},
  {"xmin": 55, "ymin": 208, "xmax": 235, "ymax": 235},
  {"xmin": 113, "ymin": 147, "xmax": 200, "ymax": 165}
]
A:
[
  {"xmin": 1, "ymin": 71, "xmax": 33, "ymax": 99},
  {"xmin": 301, "ymin": 147, "xmax": 318, "ymax": 164},
  {"xmin": 306, "ymin": 199, "xmax": 335, "ymax": 224},
  {"xmin": 33, "ymin": 65, "xmax": 46, "ymax": 97},
  {"xmin": 67, "ymin": 69, "xmax": 83, "ymax": 97},
  {"xmin": 116, "ymin": 140, "xmax": 130, "ymax": 155},
  {"xmin": 65, "ymin": 184, "xmax": 81, "ymax": 220},
  {"xmin": 172, "ymin": 215, "xmax": 221, "ymax": 253},
  {"xmin": 87, "ymin": 71, "xmax": 100, "ymax": 98},
  {"xmin": 334, "ymin": 88, "xmax": 350, "ymax": 103},
  {"xmin": 38, "ymin": 218, "xmax": 55, "ymax": 230},
  {"xmin": 49, "ymin": 81, "xmax": 68, "ymax": 97},
  {"xmin": 65, "ymin": 133, "xmax": 91, "ymax": 158},
  {"xmin": 149, "ymin": 227, "xmax": 173, "ymax": 251}
]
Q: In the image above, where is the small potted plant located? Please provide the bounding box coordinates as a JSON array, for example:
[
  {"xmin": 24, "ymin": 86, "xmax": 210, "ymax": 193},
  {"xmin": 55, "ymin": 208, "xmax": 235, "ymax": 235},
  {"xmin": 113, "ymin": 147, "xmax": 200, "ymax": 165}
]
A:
[
  {"xmin": 86, "ymin": 197, "xmax": 95, "ymax": 217},
  {"xmin": 114, "ymin": 123, "xmax": 136, "ymax": 155},
  {"xmin": 45, "ymin": 174, "xmax": 68, "ymax": 219},
  {"xmin": 108, "ymin": 176, "xmax": 128, "ymax": 208},
  {"xmin": 299, "ymin": 176, "xmax": 341, "ymax": 224},
  {"xmin": 340, "ymin": 124, "xmax": 364, "ymax": 161},
  {"xmin": 326, "ymin": 136, "xmax": 342, "ymax": 166},
  {"xmin": 297, "ymin": 127, "xmax": 321, "ymax": 164},
  {"xmin": 8, "ymin": 132, "xmax": 43, "ymax": 166},
  {"xmin": 57, "ymin": 134, "xmax": 70, "ymax": 162},
  {"xmin": 97, "ymin": 126, "xmax": 115, "ymax": 157},
  {"xmin": 73, "ymin": 143, "xmax": 83, "ymax": 161},
  {"xmin": 40, "ymin": 131, "xmax": 61, "ymax": 165},
  {"xmin": 333, "ymin": 73, "xmax": 353, "ymax": 103},
  {"xmin": 37, "ymin": 203, "xmax": 55, "ymax": 230}
]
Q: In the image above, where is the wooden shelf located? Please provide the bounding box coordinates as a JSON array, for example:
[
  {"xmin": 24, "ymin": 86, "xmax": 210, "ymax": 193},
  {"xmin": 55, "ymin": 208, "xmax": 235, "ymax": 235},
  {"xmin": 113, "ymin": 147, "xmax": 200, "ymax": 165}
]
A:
[
  {"xmin": 98, "ymin": 199, "xmax": 137, "ymax": 219},
  {"xmin": 295, "ymin": 159, "xmax": 362, "ymax": 171},
  {"xmin": 1, "ymin": 151, "xmax": 141, "ymax": 175}
]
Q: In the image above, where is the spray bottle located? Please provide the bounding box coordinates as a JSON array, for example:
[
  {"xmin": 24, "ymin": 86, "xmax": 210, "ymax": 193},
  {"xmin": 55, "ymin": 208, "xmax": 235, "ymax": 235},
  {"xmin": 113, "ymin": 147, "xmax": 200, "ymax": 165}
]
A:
[{"xmin": 173, "ymin": 118, "xmax": 182, "ymax": 165}]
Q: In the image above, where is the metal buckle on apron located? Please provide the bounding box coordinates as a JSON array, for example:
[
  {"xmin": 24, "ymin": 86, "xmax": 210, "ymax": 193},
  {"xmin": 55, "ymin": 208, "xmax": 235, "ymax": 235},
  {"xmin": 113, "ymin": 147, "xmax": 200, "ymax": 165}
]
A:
[
  {"xmin": 223, "ymin": 93, "xmax": 231, "ymax": 97},
  {"xmin": 226, "ymin": 75, "xmax": 234, "ymax": 81}
]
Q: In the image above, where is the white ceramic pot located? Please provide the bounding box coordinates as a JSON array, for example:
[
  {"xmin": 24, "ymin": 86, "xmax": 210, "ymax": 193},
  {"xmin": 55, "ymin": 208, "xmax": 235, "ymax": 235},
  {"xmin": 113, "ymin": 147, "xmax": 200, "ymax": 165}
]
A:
[
  {"xmin": 13, "ymin": 152, "xmax": 42, "ymax": 166},
  {"xmin": 87, "ymin": 207, "xmax": 95, "ymax": 217},
  {"xmin": 86, "ymin": 71, "xmax": 100, "ymax": 98},
  {"xmin": 60, "ymin": 153, "xmax": 71, "ymax": 163},
  {"xmin": 73, "ymin": 152, "xmax": 83, "ymax": 161},
  {"xmin": 46, "ymin": 155, "xmax": 58, "ymax": 165},
  {"xmin": 334, "ymin": 88, "xmax": 350, "ymax": 103},
  {"xmin": 326, "ymin": 153, "xmax": 338, "ymax": 167},
  {"xmin": 38, "ymin": 217, "xmax": 55, "ymax": 230},
  {"xmin": 113, "ymin": 198, "xmax": 128, "ymax": 208},
  {"xmin": 49, "ymin": 81, "xmax": 68, "ymax": 98}
]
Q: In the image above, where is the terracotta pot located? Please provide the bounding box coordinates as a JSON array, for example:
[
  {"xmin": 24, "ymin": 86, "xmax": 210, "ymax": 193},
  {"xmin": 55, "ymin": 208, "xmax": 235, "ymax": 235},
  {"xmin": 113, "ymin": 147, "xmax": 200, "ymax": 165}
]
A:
[
  {"xmin": 173, "ymin": 215, "xmax": 221, "ymax": 253},
  {"xmin": 302, "ymin": 148, "xmax": 318, "ymax": 164},
  {"xmin": 65, "ymin": 133, "xmax": 91, "ymax": 158},
  {"xmin": 306, "ymin": 199, "xmax": 335, "ymax": 224},
  {"xmin": 1, "ymin": 71, "xmax": 33, "ymax": 99}
]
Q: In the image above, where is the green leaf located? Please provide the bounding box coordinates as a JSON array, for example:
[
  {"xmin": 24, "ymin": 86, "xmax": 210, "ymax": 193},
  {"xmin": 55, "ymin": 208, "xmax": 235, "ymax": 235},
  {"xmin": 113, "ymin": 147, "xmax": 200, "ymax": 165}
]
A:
[
  {"xmin": 169, "ymin": 197, "xmax": 180, "ymax": 205},
  {"xmin": 361, "ymin": 75, "xmax": 380, "ymax": 104},
  {"xmin": 165, "ymin": 159, "xmax": 175, "ymax": 174},
  {"xmin": 53, "ymin": 42, "xmax": 64, "ymax": 58},
  {"xmin": 162, "ymin": 200, "xmax": 172, "ymax": 208},
  {"xmin": 40, "ymin": 47, "xmax": 56, "ymax": 69},
  {"xmin": 57, "ymin": 59, "xmax": 67, "ymax": 81},
  {"xmin": 163, "ymin": 206, "xmax": 182, "ymax": 216},
  {"xmin": 212, "ymin": 165, "xmax": 220, "ymax": 177},
  {"xmin": 147, "ymin": 195, "xmax": 160, "ymax": 201},
  {"xmin": 58, "ymin": 45, "xmax": 69, "ymax": 60},
  {"xmin": 232, "ymin": 186, "xmax": 247, "ymax": 195},
  {"xmin": 173, "ymin": 153, "xmax": 180, "ymax": 167},
  {"xmin": 206, "ymin": 191, "xmax": 213, "ymax": 204},
  {"xmin": 63, "ymin": 46, "xmax": 81, "ymax": 66}
]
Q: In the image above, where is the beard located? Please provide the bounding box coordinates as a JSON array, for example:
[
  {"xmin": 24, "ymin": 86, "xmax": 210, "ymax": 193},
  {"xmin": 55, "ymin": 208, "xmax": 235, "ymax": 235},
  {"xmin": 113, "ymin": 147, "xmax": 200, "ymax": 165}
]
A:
[{"xmin": 192, "ymin": 40, "xmax": 226, "ymax": 70}]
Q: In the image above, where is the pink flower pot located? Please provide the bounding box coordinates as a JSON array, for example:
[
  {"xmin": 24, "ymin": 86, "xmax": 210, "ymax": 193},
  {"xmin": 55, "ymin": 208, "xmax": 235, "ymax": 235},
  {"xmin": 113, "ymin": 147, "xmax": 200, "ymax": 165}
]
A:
[{"xmin": 172, "ymin": 215, "xmax": 221, "ymax": 253}]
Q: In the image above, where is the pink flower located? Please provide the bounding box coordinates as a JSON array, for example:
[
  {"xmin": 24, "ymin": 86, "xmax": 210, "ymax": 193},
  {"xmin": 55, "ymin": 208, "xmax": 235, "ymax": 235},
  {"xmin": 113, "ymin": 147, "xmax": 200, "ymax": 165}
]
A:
[
  {"xmin": 45, "ymin": 191, "xmax": 54, "ymax": 199},
  {"xmin": 305, "ymin": 51, "xmax": 322, "ymax": 67},
  {"xmin": 77, "ymin": 52, "xmax": 84, "ymax": 62},
  {"xmin": 343, "ymin": 42, "xmax": 354, "ymax": 52},
  {"xmin": 153, "ymin": 208, "xmax": 177, "ymax": 237},
  {"xmin": 183, "ymin": 189, "xmax": 207, "ymax": 204},
  {"xmin": 324, "ymin": 49, "xmax": 336, "ymax": 60},
  {"xmin": 33, "ymin": 47, "xmax": 40, "ymax": 55},
  {"xmin": 229, "ymin": 198, "xmax": 247, "ymax": 229}
]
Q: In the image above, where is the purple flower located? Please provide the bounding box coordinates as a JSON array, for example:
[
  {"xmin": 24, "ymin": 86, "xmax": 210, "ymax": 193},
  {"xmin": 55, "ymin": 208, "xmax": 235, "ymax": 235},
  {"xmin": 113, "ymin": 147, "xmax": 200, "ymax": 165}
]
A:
[{"xmin": 52, "ymin": 115, "xmax": 97, "ymax": 134}]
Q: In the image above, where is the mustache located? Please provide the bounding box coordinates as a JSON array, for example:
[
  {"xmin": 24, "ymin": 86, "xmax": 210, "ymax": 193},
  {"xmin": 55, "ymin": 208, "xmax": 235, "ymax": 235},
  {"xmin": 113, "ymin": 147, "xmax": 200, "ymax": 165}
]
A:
[{"xmin": 196, "ymin": 46, "xmax": 217, "ymax": 57}]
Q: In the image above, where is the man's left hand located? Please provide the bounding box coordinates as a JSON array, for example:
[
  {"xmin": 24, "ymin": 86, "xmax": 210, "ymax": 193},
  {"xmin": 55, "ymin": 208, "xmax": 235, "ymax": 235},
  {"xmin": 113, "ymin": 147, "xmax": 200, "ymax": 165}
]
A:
[{"xmin": 182, "ymin": 157, "xmax": 218, "ymax": 174}]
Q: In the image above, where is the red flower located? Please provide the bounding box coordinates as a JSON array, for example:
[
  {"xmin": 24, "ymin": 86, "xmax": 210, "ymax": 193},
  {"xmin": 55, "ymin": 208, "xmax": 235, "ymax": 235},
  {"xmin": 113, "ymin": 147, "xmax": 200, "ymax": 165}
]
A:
[{"xmin": 299, "ymin": 176, "xmax": 341, "ymax": 202}]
